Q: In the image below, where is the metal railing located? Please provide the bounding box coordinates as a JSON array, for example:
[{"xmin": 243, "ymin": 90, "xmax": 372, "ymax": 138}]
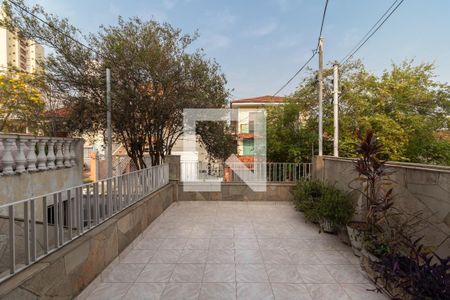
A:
[
  {"xmin": 0, "ymin": 163, "xmax": 169, "ymax": 282},
  {"xmin": 180, "ymin": 161, "xmax": 311, "ymax": 183}
]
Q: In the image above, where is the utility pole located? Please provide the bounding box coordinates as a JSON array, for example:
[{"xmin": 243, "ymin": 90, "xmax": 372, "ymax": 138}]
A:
[
  {"xmin": 106, "ymin": 68, "xmax": 112, "ymax": 179},
  {"xmin": 333, "ymin": 63, "xmax": 339, "ymax": 157},
  {"xmin": 318, "ymin": 37, "xmax": 324, "ymax": 156}
]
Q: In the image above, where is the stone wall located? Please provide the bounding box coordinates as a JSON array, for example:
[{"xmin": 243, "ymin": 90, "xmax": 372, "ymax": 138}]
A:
[
  {"xmin": 178, "ymin": 182, "xmax": 295, "ymax": 202},
  {"xmin": 0, "ymin": 183, "xmax": 175, "ymax": 299},
  {"xmin": 313, "ymin": 155, "xmax": 450, "ymax": 258}
]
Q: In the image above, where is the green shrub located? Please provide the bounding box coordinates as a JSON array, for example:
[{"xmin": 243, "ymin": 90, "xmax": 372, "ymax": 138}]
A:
[
  {"xmin": 316, "ymin": 188, "xmax": 354, "ymax": 228},
  {"xmin": 294, "ymin": 179, "xmax": 328, "ymax": 222},
  {"xmin": 294, "ymin": 179, "xmax": 354, "ymax": 226}
]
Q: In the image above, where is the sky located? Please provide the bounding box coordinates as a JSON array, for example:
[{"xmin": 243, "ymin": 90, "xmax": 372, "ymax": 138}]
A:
[{"xmin": 27, "ymin": 0, "xmax": 450, "ymax": 99}]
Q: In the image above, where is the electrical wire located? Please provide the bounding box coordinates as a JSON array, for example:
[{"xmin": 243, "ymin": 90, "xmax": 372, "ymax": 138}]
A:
[
  {"xmin": 5, "ymin": 0, "xmax": 101, "ymax": 57},
  {"xmin": 340, "ymin": 0, "xmax": 405, "ymax": 65},
  {"xmin": 273, "ymin": 0, "xmax": 329, "ymax": 96}
]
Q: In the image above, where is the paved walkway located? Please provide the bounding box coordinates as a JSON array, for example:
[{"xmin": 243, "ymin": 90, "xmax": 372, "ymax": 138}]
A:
[{"xmin": 77, "ymin": 201, "xmax": 387, "ymax": 300}]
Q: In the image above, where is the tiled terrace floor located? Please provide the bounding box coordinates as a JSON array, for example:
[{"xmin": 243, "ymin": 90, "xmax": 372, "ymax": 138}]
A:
[{"xmin": 78, "ymin": 201, "xmax": 387, "ymax": 300}]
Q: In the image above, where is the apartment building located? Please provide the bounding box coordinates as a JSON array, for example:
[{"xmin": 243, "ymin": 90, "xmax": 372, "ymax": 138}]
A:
[{"xmin": 0, "ymin": 8, "xmax": 44, "ymax": 73}]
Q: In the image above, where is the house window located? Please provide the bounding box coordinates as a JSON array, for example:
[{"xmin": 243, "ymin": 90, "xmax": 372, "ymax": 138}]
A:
[{"xmin": 243, "ymin": 138, "xmax": 254, "ymax": 155}]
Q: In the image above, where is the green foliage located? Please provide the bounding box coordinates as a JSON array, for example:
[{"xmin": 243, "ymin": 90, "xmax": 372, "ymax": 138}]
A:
[
  {"xmin": 267, "ymin": 103, "xmax": 315, "ymax": 163},
  {"xmin": 294, "ymin": 179, "xmax": 354, "ymax": 227},
  {"xmin": 316, "ymin": 188, "xmax": 354, "ymax": 228},
  {"xmin": 271, "ymin": 60, "xmax": 450, "ymax": 165}
]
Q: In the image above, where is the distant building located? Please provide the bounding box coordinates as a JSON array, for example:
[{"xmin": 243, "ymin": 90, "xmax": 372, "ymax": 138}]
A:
[
  {"xmin": 230, "ymin": 95, "xmax": 285, "ymax": 162},
  {"xmin": 0, "ymin": 8, "xmax": 44, "ymax": 73}
]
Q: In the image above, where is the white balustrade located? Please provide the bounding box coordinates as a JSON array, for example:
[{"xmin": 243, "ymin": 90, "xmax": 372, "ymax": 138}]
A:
[
  {"xmin": 0, "ymin": 134, "xmax": 82, "ymax": 175},
  {"xmin": 14, "ymin": 136, "xmax": 27, "ymax": 173},
  {"xmin": 70, "ymin": 140, "xmax": 77, "ymax": 166},
  {"xmin": 37, "ymin": 138, "xmax": 48, "ymax": 171},
  {"xmin": 47, "ymin": 139, "xmax": 56, "ymax": 169},
  {"xmin": 55, "ymin": 139, "xmax": 64, "ymax": 168},
  {"xmin": 63, "ymin": 139, "xmax": 72, "ymax": 167},
  {"xmin": 1, "ymin": 135, "xmax": 15, "ymax": 175},
  {"xmin": 26, "ymin": 138, "xmax": 38, "ymax": 172}
]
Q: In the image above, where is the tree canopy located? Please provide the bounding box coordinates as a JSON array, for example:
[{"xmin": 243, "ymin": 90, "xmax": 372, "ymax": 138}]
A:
[
  {"xmin": 0, "ymin": 69, "xmax": 45, "ymax": 133},
  {"xmin": 268, "ymin": 60, "xmax": 450, "ymax": 165},
  {"xmin": 2, "ymin": 1, "xmax": 230, "ymax": 167}
]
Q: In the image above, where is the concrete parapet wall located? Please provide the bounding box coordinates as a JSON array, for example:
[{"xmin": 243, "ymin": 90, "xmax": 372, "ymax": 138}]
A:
[
  {"xmin": 0, "ymin": 139, "xmax": 84, "ymax": 206},
  {"xmin": 178, "ymin": 182, "xmax": 295, "ymax": 202},
  {"xmin": 0, "ymin": 183, "xmax": 175, "ymax": 299},
  {"xmin": 313, "ymin": 155, "xmax": 450, "ymax": 258}
]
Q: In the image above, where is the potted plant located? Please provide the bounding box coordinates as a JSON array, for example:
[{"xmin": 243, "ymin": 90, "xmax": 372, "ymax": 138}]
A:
[
  {"xmin": 294, "ymin": 179, "xmax": 327, "ymax": 223},
  {"xmin": 374, "ymin": 235, "xmax": 450, "ymax": 300},
  {"xmin": 316, "ymin": 187, "xmax": 354, "ymax": 234},
  {"xmin": 347, "ymin": 130, "xmax": 394, "ymax": 256}
]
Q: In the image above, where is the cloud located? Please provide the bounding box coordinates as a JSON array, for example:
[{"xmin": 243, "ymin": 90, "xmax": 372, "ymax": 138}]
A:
[
  {"xmin": 199, "ymin": 33, "xmax": 230, "ymax": 50},
  {"xmin": 245, "ymin": 21, "xmax": 278, "ymax": 37},
  {"xmin": 205, "ymin": 9, "xmax": 237, "ymax": 29},
  {"xmin": 162, "ymin": 0, "xmax": 192, "ymax": 10},
  {"xmin": 273, "ymin": 0, "xmax": 302, "ymax": 12}
]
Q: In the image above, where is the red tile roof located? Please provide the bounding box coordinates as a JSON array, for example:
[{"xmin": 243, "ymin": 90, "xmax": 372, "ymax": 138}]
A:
[{"xmin": 231, "ymin": 95, "xmax": 285, "ymax": 104}]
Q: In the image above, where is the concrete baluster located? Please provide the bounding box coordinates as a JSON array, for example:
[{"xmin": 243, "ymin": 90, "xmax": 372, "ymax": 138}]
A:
[
  {"xmin": 55, "ymin": 139, "xmax": 64, "ymax": 168},
  {"xmin": 37, "ymin": 138, "xmax": 48, "ymax": 171},
  {"xmin": 63, "ymin": 139, "xmax": 72, "ymax": 167},
  {"xmin": 1, "ymin": 136, "xmax": 15, "ymax": 175},
  {"xmin": 26, "ymin": 138, "xmax": 38, "ymax": 172},
  {"xmin": 15, "ymin": 136, "xmax": 27, "ymax": 173},
  {"xmin": 47, "ymin": 139, "xmax": 56, "ymax": 169},
  {"xmin": 70, "ymin": 140, "xmax": 77, "ymax": 166}
]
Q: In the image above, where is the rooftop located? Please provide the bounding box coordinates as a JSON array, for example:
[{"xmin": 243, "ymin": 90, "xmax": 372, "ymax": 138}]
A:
[
  {"xmin": 77, "ymin": 201, "xmax": 385, "ymax": 300},
  {"xmin": 231, "ymin": 95, "xmax": 285, "ymax": 105}
]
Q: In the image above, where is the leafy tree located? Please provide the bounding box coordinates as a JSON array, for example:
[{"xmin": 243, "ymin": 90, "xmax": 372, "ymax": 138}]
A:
[
  {"xmin": 270, "ymin": 60, "xmax": 450, "ymax": 165},
  {"xmin": 2, "ymin": 2, "xmax": 229, "ymax": 168},
  {"xmin": 0, "ymin": 69, "xmax": 45, "ymax": 133}
]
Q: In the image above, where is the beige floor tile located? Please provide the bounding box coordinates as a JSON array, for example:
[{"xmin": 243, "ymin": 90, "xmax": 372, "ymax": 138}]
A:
[
  {"xmin": 236, "ymin": 264, "xmax": 269, "ymax": 282},
  {"xmin": 210, "ymin": 238, "xmax": 235, "ymax": 249},
  {"xmin": 234, "ymin": 238, "xmax": 259, "ymax": 250},
  {"xmin": 296, "ymin": 265, "xmax": 335, "ymax": 284},
  {"xmin": 204, "ymin": 264, "xmax": 236, "ymax": 283},
  {"xmin": 271, "ymin": 283, "xmax": 312, "ymax": 300},
  {"xmin": 178, "ymin": 249, "xmax": 208, "ymax": 263},
  {"xmin": 123, "ymin": 283, "xmax": 166, "ymax": 300},
  {"xmin": 185, "ymin": 238, "xmax": 210, "ymax": 249},
  {"xmin": 306, "ymin": 284, "xmax": 350, "ymax": 300},
  {"xmin": 266, "ymin": 264, "xmax": 303, "ymax": 283},
  {"xmin": 86, "ymin": 283, "xmax": 131, "ymax": 300},
  {"xmin": 315, "ymin": 251, "xmax": 352, "ymax": 265},
  {"xmin": 341, "ymin": 284, "xmax": 389, "ymax": 300},
  {"xmin": 159, "ymin": 238, "xmax": 188, "ymax": 249},
  {"xmin": 136, "ymin": 264, "xmax": 176, "ymax": 282},
  {"xmin": 200, "ymin": 283, "xmax": 236, "ymax": 300},
  {"xmin": 160, "ymin": 283, "xmax": 201, "ymax": 300},
  {"xmin": 170, "ymin": 263, "xmax": 205, "ymax": 282},
  {"xmin": 237, "ymin": 283, "xmax": 275, "ymax": 300},
  {"xmin": 235, "ymin": 249, "xmax": 263, "ymax": 263},
  {"xmin": 150, "ymin": 249, "xmax": 182, "ymax": 263},
  {"xmin": 102, "ymin": 263, "xmax": 145, "ymax": 283},
  {"xmin": 119, "ymin": 249, "xmax": 155, "ymax": 264},
  {"xmin": 326, "ymin": 265, "xmax": 370, "ymax": 284},
  {"xmin": 134, "ymin": 238, "xmax": 164, "ymax": 250},
  {"xmin": 208, "ymin": 249, "xmax": 235, "ymax": 263}
]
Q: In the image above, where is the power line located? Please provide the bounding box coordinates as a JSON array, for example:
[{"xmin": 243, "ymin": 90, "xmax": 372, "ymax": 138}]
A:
[
  {"xmin": 273, "ymin": 51, "xmax": 317, "ymax": 96},
  {"xmin": 5, "ymin": 0, "xmax": 101, "ymax": 57},
  {"xmin": 340, "ymin": 0, "xmax": 405, "ymax": 65},
  {"xmin": 317, "ymin": 0, "xmax": 329, "ymax": 48},
  {"xmin": 274, "ymin": 0, "xmax": 329, "ymax": 96}
]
